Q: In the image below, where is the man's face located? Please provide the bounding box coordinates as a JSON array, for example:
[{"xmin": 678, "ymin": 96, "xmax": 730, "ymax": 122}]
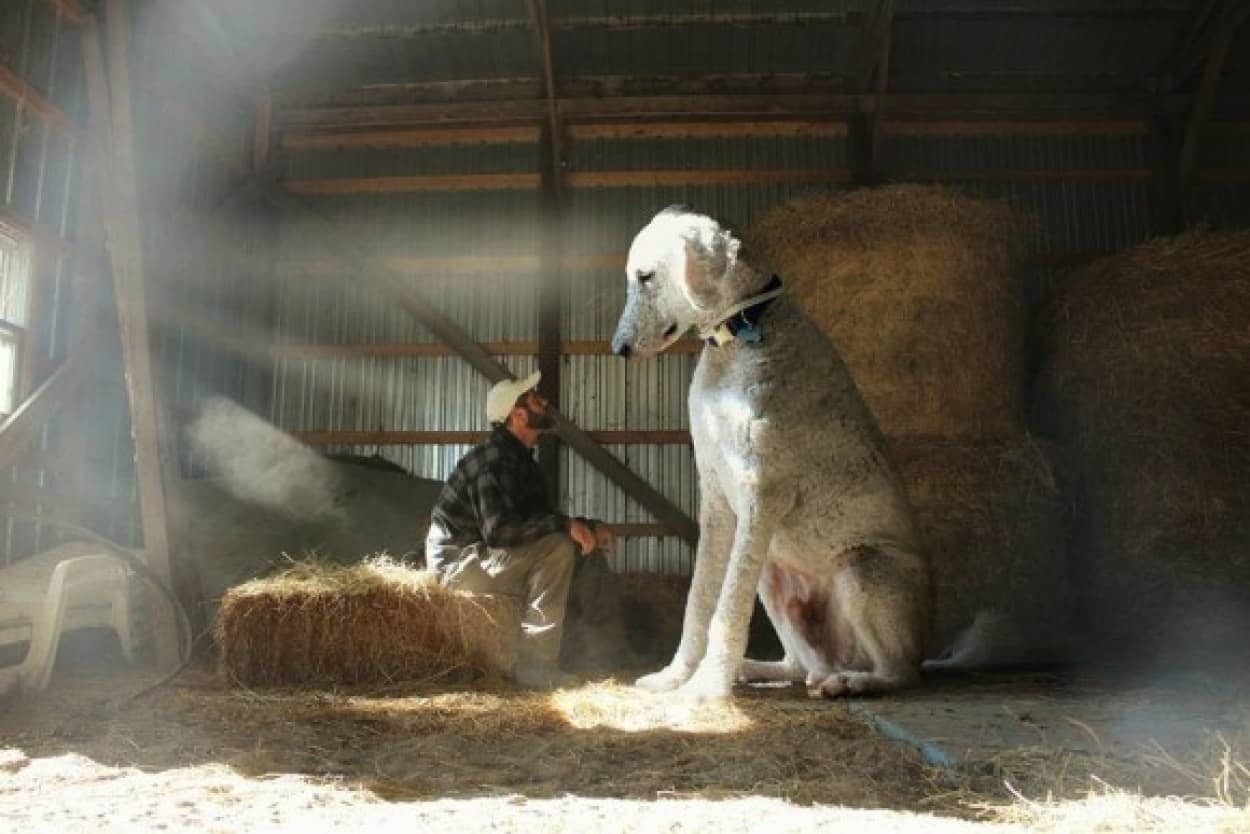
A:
[{"xmin": 514, "ymin": 390, "xmax": 554, "ymax": 431}]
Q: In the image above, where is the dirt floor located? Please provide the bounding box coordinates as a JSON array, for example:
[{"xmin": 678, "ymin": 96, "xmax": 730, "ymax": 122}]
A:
[{"xmin": 1, "ymin": 635, "xmax": 1248, "ymax": 833}]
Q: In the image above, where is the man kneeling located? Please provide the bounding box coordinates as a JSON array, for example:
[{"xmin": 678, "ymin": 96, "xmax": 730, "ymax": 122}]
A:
[{"xmin": 424, "ymin": 372, "xmax": 614, "ymax": 689}]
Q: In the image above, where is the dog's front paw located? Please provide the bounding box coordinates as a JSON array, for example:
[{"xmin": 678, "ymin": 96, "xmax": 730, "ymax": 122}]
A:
[
  {"xmin": 676, "ymin": 667, "xmax": 734, "ymax": 704},
  {"xmin": 635, "ymin": 664, "xmax": 693, "ymax": 693}
]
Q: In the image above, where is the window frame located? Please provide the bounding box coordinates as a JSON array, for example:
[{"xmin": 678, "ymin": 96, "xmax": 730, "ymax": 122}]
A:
[{"xmin": 0, "ymin": 222, "xmax": 35, "ymax": 419}]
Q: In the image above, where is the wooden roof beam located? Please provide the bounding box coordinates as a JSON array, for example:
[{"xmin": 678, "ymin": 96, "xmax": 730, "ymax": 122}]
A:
[
  {"xmin": 0, "ymin": 63, "xmax": 81, "ymax": 137},
  {"xmin": 278, "ymin": 92, "xmax": 1250, "ymax": 131},
  {"xmin": 1178, "ymin": 2, "xmax": 1250, "ymax": 187},
  {"xmin": 311, "ymin": 5, "xmax": 1184, "ymax": 37}
]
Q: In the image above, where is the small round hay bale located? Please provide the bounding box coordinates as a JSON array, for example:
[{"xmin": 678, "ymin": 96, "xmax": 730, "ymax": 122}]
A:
[
  {"xmin": 748, "ymin": 184, "xmax": 1028, "ymax": 439},
  {"xmin": 1035, "ymin": 229, "xmax": 1250, "ymax": 659},
  {"xmin": 888, "ymin": 435, "xmax": 1070, "ymax": 657},
  {"xmin": 215, "ymin": 557, "xmax": 520, "ymax": 687}
]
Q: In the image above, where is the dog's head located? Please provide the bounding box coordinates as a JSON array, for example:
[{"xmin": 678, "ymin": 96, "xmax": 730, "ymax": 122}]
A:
[{"xmin": 611, "ymin": 206, "xmax": 759, "ymax": 359}]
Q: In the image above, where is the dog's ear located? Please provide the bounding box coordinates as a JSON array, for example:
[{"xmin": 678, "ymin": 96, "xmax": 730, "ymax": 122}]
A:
[{"xmin": 680, "ymin": 218, "xmax": 740, "ymax": 311}]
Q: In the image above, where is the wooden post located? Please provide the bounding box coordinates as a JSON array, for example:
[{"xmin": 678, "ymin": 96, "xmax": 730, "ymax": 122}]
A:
[
  {"xmin": 83, "ymin": 8, "xmax": 181, "ymax": 668},
  {"xmin": 528, "ymin": 0, "xmax": 566, "ymax": 499}
]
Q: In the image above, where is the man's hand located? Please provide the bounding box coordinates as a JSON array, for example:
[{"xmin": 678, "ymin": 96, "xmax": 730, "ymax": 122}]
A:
[
  {"xmin": 594, "ymin": 525, "xmax": 616, "ymax": 557},
  {"xmin": 568, "ymin": 519, "xmax": 597, "ymax": 555}
]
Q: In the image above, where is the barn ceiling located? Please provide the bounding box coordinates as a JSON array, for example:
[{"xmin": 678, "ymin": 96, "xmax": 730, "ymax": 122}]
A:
[{"xmin": 170, "ymin": 0, "xmax": 1249, "ymax": 128}]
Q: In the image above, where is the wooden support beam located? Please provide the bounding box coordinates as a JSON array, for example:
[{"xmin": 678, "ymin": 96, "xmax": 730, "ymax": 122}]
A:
[
  {"xmin": 1178, "ymin": 3, "xmax": 1250, "ymax": 189},
  {"xmin": 252, "ymin": 95, "xmax": 272, "ymax": 173},
  {"xmin": 284, "ymin": 173, "xmax": 540, "ymax": 194},
  {"xmin": 270, "ymin": 339, "xmax": 703, "ymax": 358},
  {"xmin": 84, "ymin": 7, "xmax": 181, "ymax": 669},
  {"xmin": 528, "ymin": 0, "xmax": 568, "ymax": 498},
  {"xmin": 850, "ymin": 0, "xmax": 895, "ymax": 185},
  {"xmin": 279, "ymin": 92, "xmax": 1241, "ymax": 132},
  {"xmin": 281, "ymin": 169, "xmax": 850, "ymax": 194},
  {"xmin": 293, "ymin": 430, "xmax": 692, "ymax": 447},
  {"xmin": 0, "ymin": 349, "xmax": 90, "ymax": 471},
  {"xmin": 1158, "ymin": 0, "xmax": 1226, "ymax": 93},
  {"xmin": 282, "ymin": 126, "xmax": 540, "ymax": 150},
  {"xmin": 0, "ymin": 63, "xmax": 81, "ymax": 137},
  {"xmin": 0, "ymin": 205, "xmax": 81, "ymax": 260},
  {"xmin": 252, "ymin": 178, "xmax": 700, "ymax": 546},
  {"xmin": 312, "ymin": 6, "xmax": 1183, "ymax": 37}
]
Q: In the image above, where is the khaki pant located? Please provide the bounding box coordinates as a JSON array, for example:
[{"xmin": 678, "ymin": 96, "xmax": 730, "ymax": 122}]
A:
[{"xmin": 439, "ymin": 533, "xmax": 577, "ymax": 670}]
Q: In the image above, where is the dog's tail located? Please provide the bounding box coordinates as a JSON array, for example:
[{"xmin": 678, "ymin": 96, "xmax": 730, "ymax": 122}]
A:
[{"xmin": 923, "ymin": 608, "xmax": 1069, "ymax": 671}]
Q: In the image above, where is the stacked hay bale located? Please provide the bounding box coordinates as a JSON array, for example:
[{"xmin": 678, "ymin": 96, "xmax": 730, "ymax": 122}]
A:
[
  {"xmin": 749, "ymin": 185, "xmax": 1068, "ymax": 657},
  {"xmin": 1034, "ymin": 230, "xmax": 1250, "ymax": 662},
  {"xmin": 216, "ymin": 556, "xmax": 519, "ymax": 686}
]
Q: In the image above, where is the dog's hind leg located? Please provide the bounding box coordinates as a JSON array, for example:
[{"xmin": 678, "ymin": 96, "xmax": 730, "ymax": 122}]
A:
[
  {"xmin": 636, "ymin": 479, "xmax": 735, "ymax": 692},
  {"xmin": 812, "ymin": 545, "xmax": 928, "ymax": 698}
]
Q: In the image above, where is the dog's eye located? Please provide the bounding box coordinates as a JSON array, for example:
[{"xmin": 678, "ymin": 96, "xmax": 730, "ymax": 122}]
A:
[{"xmin": 636, "ymin": 271, "xmax": 654, "ymax": 285}]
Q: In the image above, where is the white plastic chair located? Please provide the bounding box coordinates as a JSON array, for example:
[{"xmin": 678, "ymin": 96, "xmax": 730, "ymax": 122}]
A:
[{"xmin": 0, "ymin": 541, "xmax": 135, "ymax": 695}]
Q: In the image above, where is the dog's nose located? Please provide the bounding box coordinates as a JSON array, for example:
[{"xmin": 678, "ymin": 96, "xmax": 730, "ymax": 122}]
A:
[{"xmin": 612, "ymin": 339, "xmax": 632, "ymax": 358}]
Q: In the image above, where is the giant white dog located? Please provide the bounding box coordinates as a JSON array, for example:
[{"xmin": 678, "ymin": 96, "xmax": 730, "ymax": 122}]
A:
[{"xmin": 611, "ymin": 206, "xmax": 932, "ymax": 700}]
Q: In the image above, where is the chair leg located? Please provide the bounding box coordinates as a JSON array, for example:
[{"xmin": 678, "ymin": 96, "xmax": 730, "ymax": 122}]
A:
[{"xmin": 21, "ymin": 558, "xmax": 75, "ymax": 693}]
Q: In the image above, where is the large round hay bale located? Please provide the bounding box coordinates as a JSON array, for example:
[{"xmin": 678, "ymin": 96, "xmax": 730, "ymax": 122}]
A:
[
  {"xmin": 215, "ymin": 557, "xmax": 519, "ymax": 687},
  {"xmin": 889, "ymin": 436, "xmax": 1071, "ymax": 658},
  {"xmin": 748, "ymin": 185, "xmax": 1027, "ymax": 439},
  {"xmin": 1035, "ymin": 230, "xmax": 1250, "ymax": 661}
]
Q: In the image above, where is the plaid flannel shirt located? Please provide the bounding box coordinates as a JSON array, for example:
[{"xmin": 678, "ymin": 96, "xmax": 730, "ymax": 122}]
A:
[{"xmin": 425, "ymin": 427, "xmax": 571, "ymax": 571}]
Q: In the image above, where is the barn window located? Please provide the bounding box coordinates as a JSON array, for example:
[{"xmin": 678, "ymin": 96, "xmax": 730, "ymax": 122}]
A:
[{"xmin": 0, "ymin": 224, "xmax": 32, "ymax": 417}]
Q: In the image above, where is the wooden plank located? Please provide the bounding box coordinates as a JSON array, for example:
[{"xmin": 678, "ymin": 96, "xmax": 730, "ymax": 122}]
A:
[
  {"xmin": 284, "ymin": 173, "xmax": 541, "ymax": 194},
  {"xmin": 0, "ymin": 205, "xmax": 77, "ymax": 260},
  {"xmin": 888, "ymin": 168, "xmax": 1156, "ymax": 182},
  {"xmin": 86, "ymin": 6, "xmax": 180, "ymax": 668},
  {"xmin": 253, "ymin": 179, "xmax": 700, "ymax": 545},
  {"xmin": 0, "ymin": 350, "xmax": 89, "ymax": 471},
  {"xmin": 277, "ymin": 252, "xmax": 625, "ymax": 275},
  {"xmin": 293, "ymin": 430, "xmax": 692, "ymax": 446},
  {"xmin": 567, "ymin": 169, "xmax": 852, "ymax": 187},
  {"xmin": 0, "ymin": 63, "xmax": 80, "ymax": 137},
  {"xmin": 1178, "ymin": 4, "xmax": 1249, "ymax": 189},
  {"xmin": 253, "ymin": 95, "xmax": 272, "ymax": 173},
  {"xmin": 278, "ymin": 250, "xmax": 1116, "ymax": 276},
  {"xmin": 601, "ymin": 523, "xmax": 675, "ymax": 539},
  {"xmin": 279, "ymin": 92, "xmax": 1238, "ymax": 131},
  {"xmin": 883, "ymin": 119, "xmax": 1149, "ymax": 136},
  {"xmin": 282, "ymin": 126, "xmax": 540, "ymax": 150},
  {"xmin": 270, "ymin": 339, "xmax": 703, "ymax": 359},
  {"xmin": 569, "ymin": 121, "xmax": 847, "ymax": 139},
  {"xmin": 282, "ymin": 169, "xmax": 855, "ymax": 193}
]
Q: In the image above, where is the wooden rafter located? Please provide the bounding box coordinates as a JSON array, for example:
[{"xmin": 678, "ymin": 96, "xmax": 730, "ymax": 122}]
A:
[
  {"xmin": 277, "ymin": 92, "xmax": 1250, "ymax": 132},
  {"xmin": 311, "ymin": 5, "xmax": 1183, "ymax": 38},
  {"xmin": 1178, "ymin": 2, "xmax": 1250, "ymax": 188},
  {"xmin": 0, "ymin": 64, "xmax": 81, "ymax": 137},
  {"xmin": 0, "ymin": 349, "xmax": 90, "ymax": 471},
  {"xmin": 1158, "ymin": 0, "xmax": 1228, "ymax": 93},
  {"xmin": 83, "ymin": 6, "xmax": 181, "ymax": 668}
]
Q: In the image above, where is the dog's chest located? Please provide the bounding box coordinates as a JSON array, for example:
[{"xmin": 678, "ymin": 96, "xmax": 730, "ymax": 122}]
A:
[{"xmin": 689, "ymin": 350, "xmax": 771, "ymax": 470}]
